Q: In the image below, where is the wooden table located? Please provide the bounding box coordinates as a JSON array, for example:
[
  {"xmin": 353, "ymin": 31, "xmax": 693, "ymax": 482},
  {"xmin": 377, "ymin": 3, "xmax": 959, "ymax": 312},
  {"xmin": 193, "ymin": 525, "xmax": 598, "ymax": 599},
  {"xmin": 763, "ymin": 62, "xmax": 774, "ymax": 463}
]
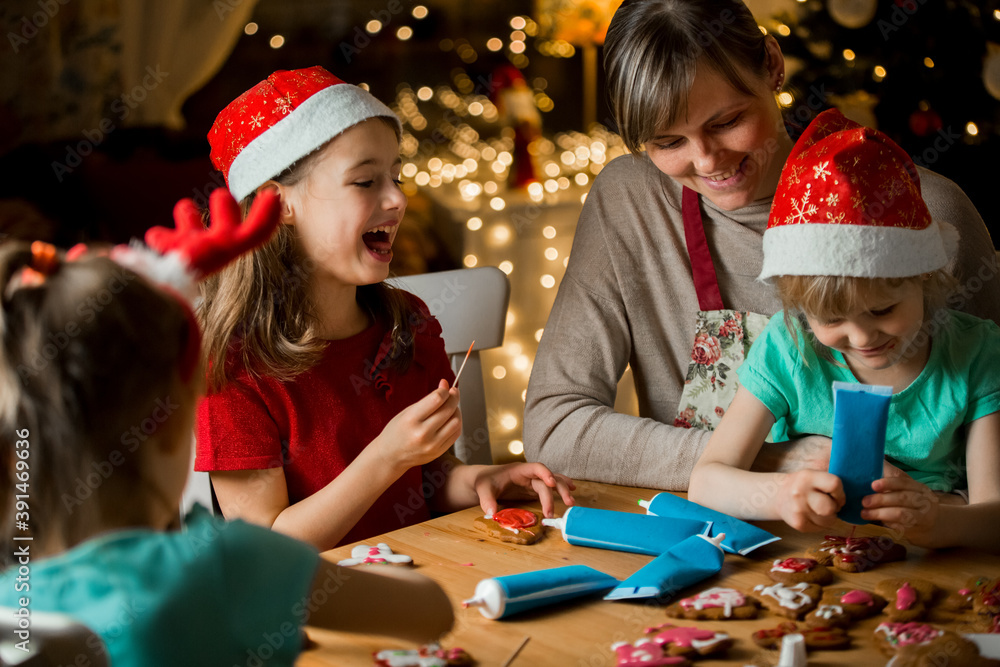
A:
[{"xmin": 297, "ymin": 481, "xmax": 999, "ymax": 666}]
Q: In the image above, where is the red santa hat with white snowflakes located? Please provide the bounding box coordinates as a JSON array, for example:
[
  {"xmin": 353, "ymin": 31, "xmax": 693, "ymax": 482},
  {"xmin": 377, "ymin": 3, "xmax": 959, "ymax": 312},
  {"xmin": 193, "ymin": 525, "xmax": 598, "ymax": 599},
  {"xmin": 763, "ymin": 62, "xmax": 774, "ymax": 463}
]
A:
[
  {"xmin": 758, "ymin": 108, "xmax": 958, "ymax": 281},
  {"xmin": 208, "ymin": 66, "xmax": 401, "ymax": 202}
]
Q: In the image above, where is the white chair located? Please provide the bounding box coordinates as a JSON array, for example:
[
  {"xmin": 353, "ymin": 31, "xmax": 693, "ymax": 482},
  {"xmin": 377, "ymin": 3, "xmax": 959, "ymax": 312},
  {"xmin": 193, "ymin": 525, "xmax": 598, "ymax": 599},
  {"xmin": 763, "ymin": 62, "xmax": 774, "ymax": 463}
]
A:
[
  {"xmin": 0, "ymin": 607, "xmax": 108, "ymax": 667},
  {"xmin": 390, "ymin": 267, "xmax": 510, "ymax": 464}
]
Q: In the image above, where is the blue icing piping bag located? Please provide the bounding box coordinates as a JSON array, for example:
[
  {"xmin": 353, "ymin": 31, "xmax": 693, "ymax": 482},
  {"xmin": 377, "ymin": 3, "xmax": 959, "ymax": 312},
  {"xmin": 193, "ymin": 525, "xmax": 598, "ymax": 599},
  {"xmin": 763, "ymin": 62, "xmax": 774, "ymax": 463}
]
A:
[
  {"xmin": 637, "ymin": 493, "xmax": 779, "ymax": 555},
  {"xmin": 604, "ymin": 533, "xmax": 725, "ymax": 600},
  {"xmin": 829, "ymin": 381, "xmax": 892, "ymax": 525},
  {"xmin": 541, "ymin": 506, "xmax": 710, "ymax": 556},
  {"xmin": 462, "ymin": 565, "xmax": 619, "ymax": 620}
]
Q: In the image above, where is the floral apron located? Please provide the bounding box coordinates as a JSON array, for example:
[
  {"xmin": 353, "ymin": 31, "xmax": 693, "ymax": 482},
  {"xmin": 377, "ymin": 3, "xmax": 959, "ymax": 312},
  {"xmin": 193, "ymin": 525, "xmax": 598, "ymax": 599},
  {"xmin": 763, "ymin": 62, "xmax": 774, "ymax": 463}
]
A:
[{"xmin": 673, "ymin": 187, "xmax": 770, "ymax": 431}]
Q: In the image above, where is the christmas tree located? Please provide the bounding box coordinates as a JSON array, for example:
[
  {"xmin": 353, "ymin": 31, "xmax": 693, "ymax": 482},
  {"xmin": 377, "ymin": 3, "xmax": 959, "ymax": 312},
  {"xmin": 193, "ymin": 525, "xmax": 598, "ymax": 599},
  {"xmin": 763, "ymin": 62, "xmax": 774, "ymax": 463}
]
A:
[{"xmin": 771, "ymin": 0, "xmax": 1000, "ymax": 245}]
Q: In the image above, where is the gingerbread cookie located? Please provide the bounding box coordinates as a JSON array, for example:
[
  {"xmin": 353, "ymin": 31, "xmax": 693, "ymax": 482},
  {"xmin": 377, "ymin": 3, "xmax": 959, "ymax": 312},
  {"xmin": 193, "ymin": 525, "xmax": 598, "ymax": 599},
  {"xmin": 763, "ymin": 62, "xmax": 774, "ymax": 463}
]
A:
[
  {"xmin": 337, "ymin": 543, "xmax": 413, "ymax": 566},
  {"xmin": 472, "ymin": 508, "xmax": 543, "ymax": 545},
  {"xmin": 611, "ymin": 641, "xmax": 691, "ymax": 667},
  {"xmin": 664, "ymin": 587, "xmax": 759, "ymax": 620},
  {"xmin": 876, "ymin": 579, "xmax": 937, "ymax": 622},
  {"xmin": 808, "ymin": 534, "xmax": 906, "ymax": 572},
  {"xmin": 751, "ymin": 622, "xmax": 850, "ymax": 650},
  {"xmin": 805, "ymin": 604, "xmax": 853, "ymax": 628},
  {"xmin": 873, "ymin": 621, "xmax": 985, "ymax": 667},
  {"xmin": 820, "ymin": 587, "xmax": 887, "ymax": 620},
  {"xmin": 751, "ymin": 582, "xmax": 822, "ymax": 619},
  {"xmin": 643, "ymin": 624, "xmax": 733, "ymax": 658},
  {"xmin": 973, "ymin": 577, "xmax": 1000, "ymax": 616},
  {"xmin": 373, "ymin": 644, "xmax": 473, "ymax": 666},
  {"xmin": 768, "ymin": 557, "xmax": 833, "ymax": 585}
]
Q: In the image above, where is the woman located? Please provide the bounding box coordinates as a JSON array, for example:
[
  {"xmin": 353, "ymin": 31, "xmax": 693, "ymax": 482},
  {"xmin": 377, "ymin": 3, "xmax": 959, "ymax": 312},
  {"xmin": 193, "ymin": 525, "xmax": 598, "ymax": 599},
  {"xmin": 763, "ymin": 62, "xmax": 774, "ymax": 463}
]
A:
[{"xmin": 523, "ymin": 0, "xmax": 1000, "ymax": 490}]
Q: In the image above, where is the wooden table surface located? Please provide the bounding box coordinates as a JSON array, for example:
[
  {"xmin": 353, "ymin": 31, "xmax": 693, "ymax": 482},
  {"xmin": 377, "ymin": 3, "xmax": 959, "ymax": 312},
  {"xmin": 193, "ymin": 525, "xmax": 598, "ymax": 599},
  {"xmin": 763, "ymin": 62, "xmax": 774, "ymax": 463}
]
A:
[{"xmin": 297, "ymin": 481, "xmax": 1000, "ymax": 666}]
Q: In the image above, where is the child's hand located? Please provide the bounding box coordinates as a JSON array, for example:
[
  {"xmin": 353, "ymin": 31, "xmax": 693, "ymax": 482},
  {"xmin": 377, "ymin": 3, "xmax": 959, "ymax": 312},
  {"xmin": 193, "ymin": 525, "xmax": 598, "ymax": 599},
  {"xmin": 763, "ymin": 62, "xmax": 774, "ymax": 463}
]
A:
[
  {"xmin": 861, "ymin": 476, "xmax": 941, "ymax": 546},
  {"xmin": 375, "ymin": 379, "xmax": 461, "ymax": 473},
  {"xmin": 471, "ymin": 463, "xmax": 576, "ymax": 518},
  {"xmin": 776, "ymin": 469, "xmax": 845, "ymax": 532}
]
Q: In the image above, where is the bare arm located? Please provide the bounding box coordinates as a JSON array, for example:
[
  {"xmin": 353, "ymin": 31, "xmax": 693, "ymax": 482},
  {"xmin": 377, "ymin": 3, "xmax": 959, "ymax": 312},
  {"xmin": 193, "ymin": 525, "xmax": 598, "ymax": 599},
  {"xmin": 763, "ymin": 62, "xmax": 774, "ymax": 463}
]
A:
[{"xmin": 304, "ymin": 558, "xmax": 454, "ymax": 642}]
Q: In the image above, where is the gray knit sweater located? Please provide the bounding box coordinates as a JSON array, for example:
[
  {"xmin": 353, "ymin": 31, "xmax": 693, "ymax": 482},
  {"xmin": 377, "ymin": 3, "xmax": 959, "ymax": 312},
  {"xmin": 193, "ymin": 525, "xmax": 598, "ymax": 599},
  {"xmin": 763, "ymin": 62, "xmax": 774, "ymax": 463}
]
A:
[{"xmin": 523, "ymin": 153, "xmax": 1000, "ymax": 490}]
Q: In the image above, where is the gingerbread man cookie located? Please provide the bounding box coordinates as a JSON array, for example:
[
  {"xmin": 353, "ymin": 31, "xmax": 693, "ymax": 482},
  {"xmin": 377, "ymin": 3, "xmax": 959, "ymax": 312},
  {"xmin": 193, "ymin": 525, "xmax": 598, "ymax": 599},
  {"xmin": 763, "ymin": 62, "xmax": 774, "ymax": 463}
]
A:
[
  {"xmin": 472, "ymin": 508, "xmax": 544, "ymax": 545},
  {"xmin": 808, "ymin": 534, "xmax": 906, "ymax": 572},
  {"xmin": 751, "ymin": 582, "xmax": 822, "ymax": 619},
  {"xmin": 337, "ymin": 543, "xmax": 413, "ymax": 567},
  {"xmin": 873, "ymin": 621, "xmax": 987, "ymax": 666},
  {"xmin": 819, "ymin": 587, "xmax": 887, "ymax": 620},
  {"xmin": 643, "ymin": 624, "xmax": 733, "ymax": 658},
  {"xmin": 751, "ymin": 622, "xmax": 851, "ymax": 650},
  {"xmin": 804, "ymin": 604, "xmax": 854, "ymax": 628},
  {"xmin": 664, "ymin": 587, "xmax": 759, "ymax": 620},
  {"xmin": 875, "ymin": 578, "xmax": 937, "ymax": 622},
  {"xmin": 611, "ymin": 641, "xmax": 690, "ymax": 667},
  {"xmin": 373, "ymin": 644, "xmax": 473, "ymax": 666},
  {"xmin": 767, "ymin": 557, "xmax": 833, "ymax": 585}
]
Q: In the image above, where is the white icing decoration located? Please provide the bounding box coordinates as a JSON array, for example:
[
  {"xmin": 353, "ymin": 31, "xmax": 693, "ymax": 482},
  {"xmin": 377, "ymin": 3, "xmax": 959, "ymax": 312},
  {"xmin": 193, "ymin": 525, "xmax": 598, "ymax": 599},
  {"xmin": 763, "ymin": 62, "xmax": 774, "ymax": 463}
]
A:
[
  {"xmin": 815, "ymin": 604, "xmax": 844, "ymax": 619},
  {"xmin": 753, "ymin": 582, "xmax": 813, "ymax": 610},
  {"xmin": 337, "ymin": 542, "xmax": 413, "ymax": 567},
  {"xmin": 681, "ymin": 587, "xmax": 745, "ymax": 617}
]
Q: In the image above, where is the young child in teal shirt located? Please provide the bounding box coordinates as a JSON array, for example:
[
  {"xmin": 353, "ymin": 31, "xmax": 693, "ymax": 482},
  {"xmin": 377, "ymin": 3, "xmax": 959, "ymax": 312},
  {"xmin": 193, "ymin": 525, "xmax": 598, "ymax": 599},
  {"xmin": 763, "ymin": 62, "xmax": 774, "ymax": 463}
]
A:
[
  {"xmin": 689, "ymin": 109, "xmax": 1000, "ymax": 552},
  {"xmin": 0, "ymin": 192, "xmax": 454, "ymax": 666}
]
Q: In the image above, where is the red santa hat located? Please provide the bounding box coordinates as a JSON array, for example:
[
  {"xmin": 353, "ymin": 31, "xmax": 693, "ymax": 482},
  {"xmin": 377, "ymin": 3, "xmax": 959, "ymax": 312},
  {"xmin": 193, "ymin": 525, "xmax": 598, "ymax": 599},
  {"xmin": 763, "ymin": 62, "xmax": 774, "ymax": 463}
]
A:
[
  {"xmin": 208, "ymin": 66, "xmax": 401, "ymax": 202},
  {"xmin": 759, "ymin": 108, "xmax": 957, "ymax": 281}
]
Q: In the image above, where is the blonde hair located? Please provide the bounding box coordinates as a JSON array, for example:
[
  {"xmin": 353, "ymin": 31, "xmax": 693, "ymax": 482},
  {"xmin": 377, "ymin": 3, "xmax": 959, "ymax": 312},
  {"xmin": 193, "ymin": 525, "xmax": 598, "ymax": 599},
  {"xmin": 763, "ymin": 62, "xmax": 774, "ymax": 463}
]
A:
[
  {"xmin": 604, "ymin": 0, "xmax": 771, "ymax": 154},
  {"xmin": 200, "ymin": 117, "xmax": 419, "ymax": 391},
  {"xmin": 774, "ymin": 271, "xmax": 957, "ymax": 359},
  {"xmin": 0, "ymin": 243, "xmax": 195, "ymax": 556}
]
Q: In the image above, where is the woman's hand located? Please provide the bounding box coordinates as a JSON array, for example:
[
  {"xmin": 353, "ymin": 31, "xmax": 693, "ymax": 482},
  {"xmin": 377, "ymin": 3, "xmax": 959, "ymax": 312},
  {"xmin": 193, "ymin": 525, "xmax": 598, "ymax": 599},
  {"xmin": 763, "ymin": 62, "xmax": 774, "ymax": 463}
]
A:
[
  {"xmin": 470, "ymin": 462, "xmax": 576, "ymax": 518},
  {"xmin": 861, "ymin": 476, "xmax": 943, "ymax": 547},
  {"xmin": 374, "ymin": 379, "xmax": 462, "ymax": 474},
  {"xmin": 775, "ymin": 469, "xmax": 845, "ymax": 532}
]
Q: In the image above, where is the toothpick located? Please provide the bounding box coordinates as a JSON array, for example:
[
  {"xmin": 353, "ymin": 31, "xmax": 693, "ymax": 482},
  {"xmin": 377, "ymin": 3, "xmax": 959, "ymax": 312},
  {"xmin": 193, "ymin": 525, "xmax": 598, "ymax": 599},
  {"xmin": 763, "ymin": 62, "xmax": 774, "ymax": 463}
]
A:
[
  {"xmin": 452, "ymin": 340, "xmax": 475, "ymax": 388},
  {"xmin": 501, "ymin": 635, "xmax": 530, "ymax": 667}
]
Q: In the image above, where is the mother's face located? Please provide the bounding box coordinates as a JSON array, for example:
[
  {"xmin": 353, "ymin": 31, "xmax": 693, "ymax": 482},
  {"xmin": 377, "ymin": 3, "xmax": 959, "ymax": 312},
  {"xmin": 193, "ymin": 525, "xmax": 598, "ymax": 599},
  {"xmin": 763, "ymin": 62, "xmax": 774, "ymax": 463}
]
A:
[{"xmin": 644, "ymin": 53, "xmax": 792, "ymax": 211}]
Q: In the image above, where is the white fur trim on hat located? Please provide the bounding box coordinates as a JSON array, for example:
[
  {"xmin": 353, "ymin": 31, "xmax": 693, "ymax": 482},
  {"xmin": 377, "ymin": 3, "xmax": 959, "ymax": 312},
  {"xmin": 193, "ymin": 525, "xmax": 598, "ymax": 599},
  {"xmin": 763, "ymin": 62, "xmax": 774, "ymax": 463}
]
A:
[
  {"xmin": 227, "ymin": 84, "xmax": 400, "ymax": 202},
  {"xmin": 758, "ymin": 220, "xmax": 957, "ymax": 282}
]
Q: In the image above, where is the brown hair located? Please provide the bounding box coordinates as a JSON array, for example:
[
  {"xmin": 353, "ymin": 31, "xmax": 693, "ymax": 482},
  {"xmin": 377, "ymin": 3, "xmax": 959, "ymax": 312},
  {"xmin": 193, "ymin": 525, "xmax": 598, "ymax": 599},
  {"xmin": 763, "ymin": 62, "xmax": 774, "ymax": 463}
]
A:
[
  {"xmin": 604, "ymin": 0, "xmax": 771, "ymax": 154},
  {"xmin": 200, "ymin": 117, "xmax": 419, "ymax": 391},
  {"xmin": 0, "ymin": 243, "xmax": 195, "ymax": 556}
]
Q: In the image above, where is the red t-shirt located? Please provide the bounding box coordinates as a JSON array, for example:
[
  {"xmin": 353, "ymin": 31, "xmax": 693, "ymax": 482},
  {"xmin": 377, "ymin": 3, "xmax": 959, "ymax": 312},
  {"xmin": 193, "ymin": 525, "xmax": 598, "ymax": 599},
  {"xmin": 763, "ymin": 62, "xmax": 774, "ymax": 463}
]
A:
[{"xmin": 195, "ymin": 297, "xmax": 455, "ymax": 546}]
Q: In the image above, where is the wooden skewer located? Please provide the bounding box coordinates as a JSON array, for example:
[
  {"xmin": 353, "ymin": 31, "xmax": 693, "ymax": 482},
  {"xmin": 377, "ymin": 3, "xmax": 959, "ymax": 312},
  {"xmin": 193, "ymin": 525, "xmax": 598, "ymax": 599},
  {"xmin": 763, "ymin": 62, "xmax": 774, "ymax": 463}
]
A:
[
  {"xmin": 452, "ymin": 340, "xmax": 475, "ymax": 388},
  {"xmin": 501, "ymin": 635, "xmax": 530, "ymax": 667}
]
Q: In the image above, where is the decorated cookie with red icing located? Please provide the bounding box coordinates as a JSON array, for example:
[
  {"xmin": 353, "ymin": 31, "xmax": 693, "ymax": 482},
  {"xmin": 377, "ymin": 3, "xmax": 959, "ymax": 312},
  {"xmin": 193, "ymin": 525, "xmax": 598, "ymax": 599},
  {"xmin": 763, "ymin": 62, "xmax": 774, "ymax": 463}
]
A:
[
  {"xmin": 804, "ymin": 603, "xmax": 854, "ymax": 628},
  {"xmin": 875, "ymin": 578, "xmax": 937, "ymax": 622},
  {"xmin": 664, "ymin": 587, "xmax": 759, "ymax": 620},
  {"xmin": 750, "ymin": 582, "xmax": 823, "ymax": 620},
  {"xmin": 767, "ymin": 556, "xmax": 833, "ymax": 585},
  {"xmin": 643, "ymin": 623, "xmax": 733, "ymax": 658},
  {"xmin": 873, "ymin": 621, "xmax": 986, "ymax": 665},
  {"xmin": 337, "ymin": 543, "xmax": 413, "ymax": 567},
  {"xmin": 373, "ymin": 644, "xmax": 473, "ymax": 666},
  {"xmin": 751, "ymin": 622, "xmax": 850, "ymax": 650},
  {"xmin": 473, "ymin": 508, "xmax": 544, "ymax": 544},
  {"xmin": 611, "ymin": 640, "xmax": 691, "ymax": 666},
  {"xmin": 819, "ymin": 587, "xmax": 887, "ymax": 621},
  {"xmin": 973, "ymin": 577, "xmax": 1000, "ymax": 616},
  {"xmin": 807, "ymin": 534, "xmax": 906, "ymax": 572}
]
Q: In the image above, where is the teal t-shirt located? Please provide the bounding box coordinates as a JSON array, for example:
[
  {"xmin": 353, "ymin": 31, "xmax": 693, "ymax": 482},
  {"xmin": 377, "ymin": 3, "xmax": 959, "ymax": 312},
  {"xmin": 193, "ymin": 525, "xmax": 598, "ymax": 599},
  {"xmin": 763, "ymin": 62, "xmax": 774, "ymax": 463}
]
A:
[
  {"xmin": 738, "ymin": 309, "xmax": 1000, "ymax": 491},
  {"xmin": 0, "ymin": 506, "xmax": 319, "ymax": 667}
]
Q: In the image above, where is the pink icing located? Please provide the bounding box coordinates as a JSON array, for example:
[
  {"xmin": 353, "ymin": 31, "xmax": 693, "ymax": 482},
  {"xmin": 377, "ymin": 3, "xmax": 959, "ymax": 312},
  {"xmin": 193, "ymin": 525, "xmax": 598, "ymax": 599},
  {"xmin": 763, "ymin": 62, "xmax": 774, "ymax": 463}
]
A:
[
  {"xmin": 896, "ymin": 582, "xmax": 917, "ymax": 611},
  {"xmin": 613, "ymin": 641, "xmax": 688, "ymax": 666},
  {"xmin": 679, "ymin": 588, "xmax": 745, "ymax": 617},
  {"xmin": 650, "ymin": 627, "xmax": 718, "ymax": 649},
  {"xmin": 771, "ymin": 557, "xmax": 816, "ymax": 573},
  {"xmin": 876, "ymin": 622, "xmax": 941, "ymax": 647},
  {"xmin": 363, "ymin": 546, "xmax": 387, "ymax": 564},
  {"xmin": 840, "ymin": 589, "xmax": 874, "ymax": 606},
  {"xmin": 958, "ymin": 588, "xmax": 972, "ymax": 596}
]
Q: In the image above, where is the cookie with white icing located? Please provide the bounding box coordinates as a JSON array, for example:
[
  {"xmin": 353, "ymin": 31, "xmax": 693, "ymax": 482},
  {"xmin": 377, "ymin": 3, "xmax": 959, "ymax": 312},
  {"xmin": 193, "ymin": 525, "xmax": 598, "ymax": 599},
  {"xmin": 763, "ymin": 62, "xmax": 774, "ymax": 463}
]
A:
[
  {"xmin": 643, "ymin": 623, "xmax": 733, "ymax": 658},
  {"xmin": 750, "ymin": 582, "xmax": 822, "ymax": 619},
  {"xmin": 373, "ymin": 644, "xmax": 473, "ymax": 666},
  {"xmin": 337, "ymin": 543, "xmax": 413, "ymax": 567},
  {"xmin": 807, "ymin": 533, "xmax": 906, "ymax": 572},
  {"xmin": 767, "ymin": 556, "xmax": 833, "ymax": 585},
  {"xmin": 472, "ymin": 508, "xmax": 544, "ymax": 545},
  {"xmin": 664, "ymin": 587, "xmax": 759, "ymax": 620},
  {"xmin": 820, "ymin": 587, "xmax": 887, "ymax": 620},
  {"xmin": 873, "ymin": 621, "xmax": 985, "ymax": 666},
  {"xmin": 611, "ymin": 640, "xmax": 691, "ymax": 667}
]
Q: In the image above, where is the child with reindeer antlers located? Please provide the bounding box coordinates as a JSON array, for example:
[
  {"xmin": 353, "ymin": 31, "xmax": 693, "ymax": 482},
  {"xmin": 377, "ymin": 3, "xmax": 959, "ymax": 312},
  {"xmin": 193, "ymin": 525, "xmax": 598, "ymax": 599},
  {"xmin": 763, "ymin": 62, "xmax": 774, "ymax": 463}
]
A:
[{"xmin": 0, "ymin": 192, "xmax": 454, "ymax": 666}]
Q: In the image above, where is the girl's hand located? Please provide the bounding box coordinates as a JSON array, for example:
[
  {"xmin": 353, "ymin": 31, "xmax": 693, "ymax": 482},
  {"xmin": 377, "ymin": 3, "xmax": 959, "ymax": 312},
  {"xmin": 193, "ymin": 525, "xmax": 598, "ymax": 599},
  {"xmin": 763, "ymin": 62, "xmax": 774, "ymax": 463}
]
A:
[
  {"xmin": 775, "ymin": 469, "xmax": 845, "ymax": 532},
  {"xmin": 375, "ymin": 379, "xmax": 461, "ymax": 473},
  {"xmin": 861, "ymin": 476, "xmax": 941, "ymax": 546},
  {"xmin": 471, "ymin": 463, "xmax": 576, "ymax": 518}
]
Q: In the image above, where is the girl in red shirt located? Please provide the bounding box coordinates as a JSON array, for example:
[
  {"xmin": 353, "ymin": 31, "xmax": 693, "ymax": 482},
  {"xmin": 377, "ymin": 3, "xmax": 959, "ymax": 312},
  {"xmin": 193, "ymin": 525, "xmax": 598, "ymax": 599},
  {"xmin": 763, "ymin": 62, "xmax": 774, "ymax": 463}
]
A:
[{"xmin": 195, "ymin": 67, "xmax": 574, "ymax": 550}]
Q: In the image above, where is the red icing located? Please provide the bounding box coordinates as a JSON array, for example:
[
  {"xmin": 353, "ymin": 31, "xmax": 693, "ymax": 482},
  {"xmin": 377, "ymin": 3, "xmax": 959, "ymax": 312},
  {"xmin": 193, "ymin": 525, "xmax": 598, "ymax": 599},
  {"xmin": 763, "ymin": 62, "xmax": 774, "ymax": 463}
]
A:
[
  {"xmin": 982, "ymin": 582, "xmax": 1000, "ymax": 607},
  {"xmin": 650, "ymin": 626, "xmax": 717, "ymax": 648},
  {"xmin": 896, "ymin": 582, "xmax": 918, "ymax": 611},
  {"xmin": 773, "ymin": 557, "xmax": 816, "ymax": 573},
  {"xmin": 492, "ymin": 508, "xmax": 537, "ymax": 530},
  {"xmin": 840, "ymin": 590, "xmax": 874, "ymax": 606},
  {"xmin": 613, "ymin": 642, "xmax": 687, "ymax": 666},
  {"xmin": 753, "ymin": 623, "xmax": 799, "ymax": 640}
]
